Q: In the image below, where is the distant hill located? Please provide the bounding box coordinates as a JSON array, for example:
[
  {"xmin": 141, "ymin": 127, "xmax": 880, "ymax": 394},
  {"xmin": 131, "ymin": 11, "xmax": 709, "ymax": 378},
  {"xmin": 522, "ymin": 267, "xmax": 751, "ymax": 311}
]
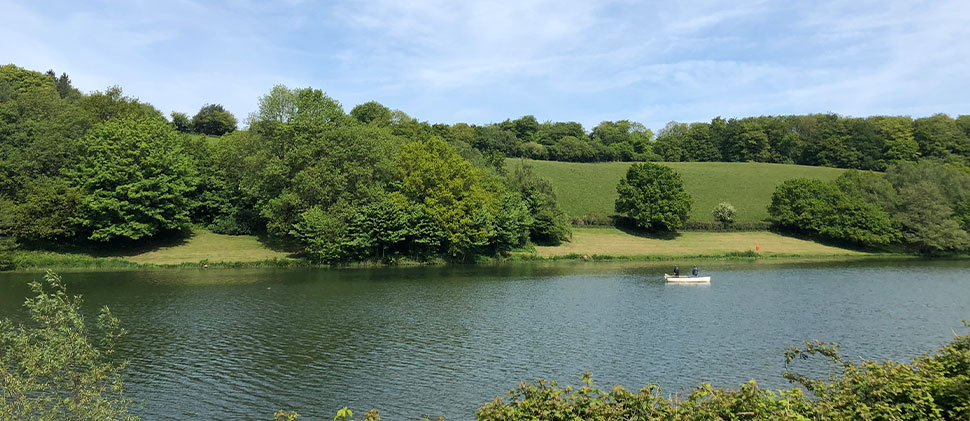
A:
[{"xmin": 507, "ymin": 159, "xmax": 847, "ymax": 223}]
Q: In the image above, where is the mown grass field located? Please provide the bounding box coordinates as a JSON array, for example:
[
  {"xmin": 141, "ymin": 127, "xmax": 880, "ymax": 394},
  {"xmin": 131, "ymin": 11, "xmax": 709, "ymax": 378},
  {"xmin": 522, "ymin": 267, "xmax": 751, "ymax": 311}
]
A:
[
  {"xmin": 11, "ymin": 227, "xmax": 881, "ymax": 269},
  {"xmin": 507, "ymin": 159, "xmax": 847, "ymax": 222},
  {"xmin": 12, "ymin": 229, "xmax": 297, "ymax": 270},
  {"xmin": 533, "ymin": 227, "xmax": 868, "ymax": 258},
  {"xmin": 124, "ymin": 229, "xmax": 294, "ymax": 265}
]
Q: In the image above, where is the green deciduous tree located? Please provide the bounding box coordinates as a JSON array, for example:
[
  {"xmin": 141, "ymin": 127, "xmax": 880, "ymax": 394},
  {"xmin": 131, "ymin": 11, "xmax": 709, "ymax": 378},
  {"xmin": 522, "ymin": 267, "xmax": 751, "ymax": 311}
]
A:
[
  {"xmin": 833, "ymin": 170, "xmax": 899, "ymax": 211},
  {"xmin": 81, "ymin": 86, "xmax": 162, "ymax": 124},
  {"xmin": 295, "ymin": 196, "xmax": 412, "ymax": 264},
  {"xmin": 393, "ymin": 137, "xmax": 529, "ymax": 257},
  {"xmin": 510, "ymin": 115, "xmax": 539, "ymax": 141},
  {"xmin": 350, "ymin": 101, "xmax": 393, "ymax": 126},
  {"xmin": 884, "ymin": 160, "xmax": 970, "ymax": 253},
  {"xmin": 1, "ymin": 64, "xmax": 90, "ymax": 198},
  {"xmin": 251, "ymin": 84, "xmax": 298, "ymax": 124},
  {"xmin": 5, "ymin": 177, "xmax": 82, "ymax": 240},
  {"xmin": 508, "ymin": 163, "xmax": 571, "ymax": 244},
  {"xmin": 913, "ymin": 114, "xmax": 970, "ymax": 163},
  {"xmin": 894, "ymin": 182, "xmax": 970, "ymax": 254},
  {"xmin": 169, "ymin": 111, "xmax": 192, "ymax": 133},
  {"xmin": 292, "ymin": 206, "xmax": 353, "ymax": 264},
  {"xmin": 191, "ymin": 103, "xmax": 237, "ymax": 136},
  {"xmin": 549, "ymin": 135, "xmax": 596, "ymax": 162},
  {"xmin": 0, "ymin": 271, "xmax": 135, "ymax": 420},
  {"xmin": 871, "ymin": 116, "xmax": 919, "ymax": 163},
  {"xmin": 341, "ymin": 197, "xmax": 409, "ymax": 261},
  {"xmin": 652, "ymin": 121, "xmax": 689, "ymax": 162},
  {"xmin": 768, "ymin": 178, "xmax": 900, "ymax": 247},
  {"xmin": 45, "ymin": 69, "xmax": 79, "ymax": 100},
  {"xmin": 73, "ymin": 116, "xmax": 196, "ymax": 242},
  {"xmin": 913, "ymin": 114, "xmax": 970, "ymax": 164},
  {"xmin": 240, "ymin": 86, "xmax": 402, "ymax": 260},
  {"xmin": 257, "ymin": 119, "xmax": 396, "ymax": 239},
  {"xmin": 615, "ymin": 163, "xmax": 692, "ymax": 231}
]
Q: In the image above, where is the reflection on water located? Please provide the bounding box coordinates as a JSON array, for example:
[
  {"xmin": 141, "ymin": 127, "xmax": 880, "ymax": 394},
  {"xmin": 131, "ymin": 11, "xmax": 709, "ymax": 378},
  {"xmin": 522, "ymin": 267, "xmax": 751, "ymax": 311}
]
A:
[{"xmin": 1, "ymin": 260, "xmax": 969, "ymax": 419}]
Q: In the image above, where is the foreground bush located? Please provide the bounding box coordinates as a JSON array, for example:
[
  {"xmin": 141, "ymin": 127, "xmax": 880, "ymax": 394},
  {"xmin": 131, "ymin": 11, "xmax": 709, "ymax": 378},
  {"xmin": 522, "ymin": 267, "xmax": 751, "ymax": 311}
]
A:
[
  {"xmin": 478, "ymin": 324, "xmax": 970, "ymax": 420},
  {"xmin": 0, "ymin": 271, "xmax": 135, "ymax": 420}
]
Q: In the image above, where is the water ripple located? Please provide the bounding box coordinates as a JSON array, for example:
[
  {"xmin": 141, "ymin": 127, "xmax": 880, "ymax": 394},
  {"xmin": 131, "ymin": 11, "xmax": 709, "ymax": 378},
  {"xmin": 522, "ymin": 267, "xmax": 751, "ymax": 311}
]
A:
[{"xmin": 1, "ymin": 261, "xmax": 969, "ymax": 419}]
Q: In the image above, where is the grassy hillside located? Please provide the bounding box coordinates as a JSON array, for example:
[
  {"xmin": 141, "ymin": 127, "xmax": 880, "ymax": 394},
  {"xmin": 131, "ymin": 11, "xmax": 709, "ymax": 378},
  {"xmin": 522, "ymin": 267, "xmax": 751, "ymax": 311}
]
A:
[
  {"xmin": 507, "ymin": 159, "xmax": 847, "ymax": 222},
  {"xmin": 532, "ymin": 227, "xmax": 867, "ymax": 258}
]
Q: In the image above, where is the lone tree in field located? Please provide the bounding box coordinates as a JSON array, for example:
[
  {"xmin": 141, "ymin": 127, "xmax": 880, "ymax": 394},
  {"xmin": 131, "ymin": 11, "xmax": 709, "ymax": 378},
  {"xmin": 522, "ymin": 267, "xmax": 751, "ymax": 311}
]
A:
[{"xmin": 615, "ymin": 163, "xmax": 692, "ymax": 231}]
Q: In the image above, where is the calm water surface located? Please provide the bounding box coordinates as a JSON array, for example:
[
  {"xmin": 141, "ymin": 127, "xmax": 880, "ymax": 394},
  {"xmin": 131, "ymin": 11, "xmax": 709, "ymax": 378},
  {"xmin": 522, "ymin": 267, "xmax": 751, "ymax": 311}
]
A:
[{"xmin": 2, "ymin": 260, "xmax": 969, "ymax": 419}]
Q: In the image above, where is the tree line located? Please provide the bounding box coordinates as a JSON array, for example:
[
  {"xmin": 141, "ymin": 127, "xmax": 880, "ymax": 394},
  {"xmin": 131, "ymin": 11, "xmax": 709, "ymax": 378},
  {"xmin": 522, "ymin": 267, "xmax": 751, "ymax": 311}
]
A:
[
  {"xmin": 442, "ymin": 113, "xmax": 970, "ymax": 170},
  {"xmin": 0, "ymin": 64, "xmax": 570, "ymax": 264}
]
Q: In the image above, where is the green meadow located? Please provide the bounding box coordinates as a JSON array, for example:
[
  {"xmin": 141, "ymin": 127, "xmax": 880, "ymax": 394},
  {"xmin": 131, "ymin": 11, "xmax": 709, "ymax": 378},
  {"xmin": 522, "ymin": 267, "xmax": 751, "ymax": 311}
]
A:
[
  {"xmin": 531, "ymin": 227, "xmax": 868, "ymax": 258},
  {"xmin": 507, "ymin": 159, "xmax": 848, "ymax": 222},
  {"xmin": 12, "ymin": 229, "xmax": 299, "ymax": 270}
]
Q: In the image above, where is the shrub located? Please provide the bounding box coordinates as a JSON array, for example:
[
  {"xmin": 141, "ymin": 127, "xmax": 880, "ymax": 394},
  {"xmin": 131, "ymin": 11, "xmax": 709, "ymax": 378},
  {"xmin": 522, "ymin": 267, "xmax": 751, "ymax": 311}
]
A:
[
  {"xmin": 682, "ymin": 220, "xmax": 771, "ymax": 231},
  {"xmin": 712, "ymin": 202, "xmax": 736, "ymax": 228},
  {"xmin": 0, "ymin": 271, "xmax": 135, "ymax": 420},
  {"xmin": 477, "ymin": 323, "xmax": 970, "ymax": 420}
]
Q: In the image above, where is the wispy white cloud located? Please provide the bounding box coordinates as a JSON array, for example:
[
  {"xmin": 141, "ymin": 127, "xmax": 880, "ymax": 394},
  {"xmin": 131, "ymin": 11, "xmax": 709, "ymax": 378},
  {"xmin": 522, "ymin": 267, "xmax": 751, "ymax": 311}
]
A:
[{"xmin": 1, "ymin": 0, "xmax": 967, "ymax": 130}]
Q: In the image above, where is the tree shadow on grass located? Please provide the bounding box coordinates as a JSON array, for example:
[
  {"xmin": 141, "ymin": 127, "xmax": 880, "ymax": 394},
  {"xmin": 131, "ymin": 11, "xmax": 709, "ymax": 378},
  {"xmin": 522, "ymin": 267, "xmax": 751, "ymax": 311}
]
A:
[
  {"xmin": 768, "ymin": 227, "xmax": 892, "ymax": 254},
  {"xmin": 255, "ymin": 232, "xmax": 304, "ymax": 256},
  {"xmin": 613, "ymin": 219, "xmax": 683, "ymax": 240},
  {"xmin": 19, "ymin": 228, "xmax": 196, "ymax": 258}
]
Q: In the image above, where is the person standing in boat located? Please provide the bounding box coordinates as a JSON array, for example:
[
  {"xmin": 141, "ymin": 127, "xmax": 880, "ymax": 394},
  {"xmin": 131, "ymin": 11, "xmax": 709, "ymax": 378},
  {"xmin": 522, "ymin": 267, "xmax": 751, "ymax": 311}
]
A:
[
  {"xmin": 692, "ymin": 266, "xmax": 699, "ymax": 276},
  {"xmin": 673, "ymin": 265, "xmax": 680, "ymax": 276}
]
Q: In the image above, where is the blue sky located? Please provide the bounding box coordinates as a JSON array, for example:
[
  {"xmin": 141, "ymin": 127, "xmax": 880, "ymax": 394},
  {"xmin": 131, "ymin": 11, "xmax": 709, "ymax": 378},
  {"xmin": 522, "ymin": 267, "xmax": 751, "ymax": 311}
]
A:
[{"xmin": 2, "ymin": 0, "xmax": 968, "ymax": 131}]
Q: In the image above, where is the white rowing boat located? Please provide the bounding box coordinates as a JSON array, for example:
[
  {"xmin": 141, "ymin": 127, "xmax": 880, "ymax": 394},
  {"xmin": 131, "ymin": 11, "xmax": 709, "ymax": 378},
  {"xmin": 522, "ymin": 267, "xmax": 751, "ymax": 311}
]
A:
[{"xmin": 664, "ymin": 274, "xmax": 711, "ymax": 284}]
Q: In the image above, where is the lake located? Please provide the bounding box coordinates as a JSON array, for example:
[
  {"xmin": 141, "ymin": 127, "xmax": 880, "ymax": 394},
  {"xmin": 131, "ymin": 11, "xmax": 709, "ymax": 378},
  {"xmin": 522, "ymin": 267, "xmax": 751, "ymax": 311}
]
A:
[{"xmin": 2, "ymin": 260, "xmax": 969, "ymax": 419}]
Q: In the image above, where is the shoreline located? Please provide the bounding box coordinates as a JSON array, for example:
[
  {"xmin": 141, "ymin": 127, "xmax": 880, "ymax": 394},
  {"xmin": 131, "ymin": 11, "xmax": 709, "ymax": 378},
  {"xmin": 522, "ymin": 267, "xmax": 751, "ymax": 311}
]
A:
[{"xmin": 4, "ymin": 249, "xmax": 933, "ymax": 273}]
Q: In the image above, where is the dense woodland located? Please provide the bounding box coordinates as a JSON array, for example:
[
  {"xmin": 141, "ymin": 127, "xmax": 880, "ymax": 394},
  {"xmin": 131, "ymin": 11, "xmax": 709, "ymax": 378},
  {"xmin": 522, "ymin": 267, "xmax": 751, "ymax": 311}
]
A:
[
  {"xmin": 767, "ymin": 161, "xmax": 970, "ymax": 254},
  {"xmin": 0, "ymin": 64, "xmax": 570, "ymax": 265},
  {"xmin": 2, "ymin": 63, "xmax": 969, "ymax": 264},
  {"xmin": 467, "ymin": 111, "xmax": 970, "ymax": 170}
]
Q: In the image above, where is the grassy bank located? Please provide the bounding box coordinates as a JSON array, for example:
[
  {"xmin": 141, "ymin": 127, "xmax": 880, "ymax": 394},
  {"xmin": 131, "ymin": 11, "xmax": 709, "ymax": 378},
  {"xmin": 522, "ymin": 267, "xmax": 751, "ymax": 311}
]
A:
[
  {"xmin": 507, "ymin": 159, "xmax": 847, "ymax": 222},
  {"xmin": 11, "ymin": 229, "xmax": 302, "ymax": 270},
  {"xmin": 123, "ymin": 229, "xmax": 294, "ymax": 265},
  {"xmin": 527, "ymin": 227, "xmax": 870, "ymax": 259},
  {"xmin": 8, "ymin": 227, "xmax": 900, "ymax": 271}
]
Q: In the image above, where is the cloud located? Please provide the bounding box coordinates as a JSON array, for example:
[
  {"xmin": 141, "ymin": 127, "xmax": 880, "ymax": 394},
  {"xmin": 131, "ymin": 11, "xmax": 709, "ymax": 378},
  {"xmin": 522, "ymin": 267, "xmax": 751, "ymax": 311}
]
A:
[{"xmin": 1, "ymin": 0, "xmax": 967, "ymax": 130}]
